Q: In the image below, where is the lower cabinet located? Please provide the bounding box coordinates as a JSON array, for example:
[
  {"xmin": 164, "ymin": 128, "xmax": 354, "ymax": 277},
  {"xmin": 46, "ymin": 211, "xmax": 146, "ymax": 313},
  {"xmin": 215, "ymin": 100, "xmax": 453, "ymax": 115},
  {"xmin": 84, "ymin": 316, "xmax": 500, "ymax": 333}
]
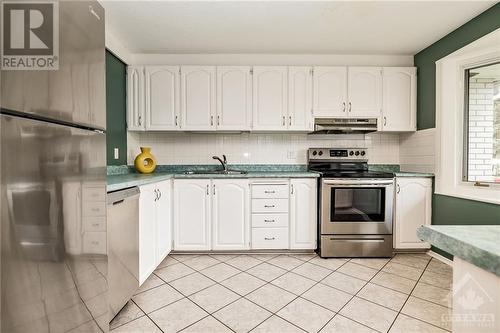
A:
[
  {"xmin": 394, "ymin": 177, "xmax": 432, "ymax": 249},
  {"xmin": 290, "ymin": 178, "xmax": 317, "ymax": 249}
]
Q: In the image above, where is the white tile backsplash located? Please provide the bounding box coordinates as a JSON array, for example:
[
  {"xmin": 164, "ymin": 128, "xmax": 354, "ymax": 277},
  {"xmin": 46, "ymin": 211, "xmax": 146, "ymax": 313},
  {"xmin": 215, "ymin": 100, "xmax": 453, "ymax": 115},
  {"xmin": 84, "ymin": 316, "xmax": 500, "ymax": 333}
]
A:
[
  {"xmin": 127, "ymin": 132, "xmax": 400, "ymax": 165},
  {"xmin": 399, "ymin": 128, "xmax": 436, "ymax": 173}
]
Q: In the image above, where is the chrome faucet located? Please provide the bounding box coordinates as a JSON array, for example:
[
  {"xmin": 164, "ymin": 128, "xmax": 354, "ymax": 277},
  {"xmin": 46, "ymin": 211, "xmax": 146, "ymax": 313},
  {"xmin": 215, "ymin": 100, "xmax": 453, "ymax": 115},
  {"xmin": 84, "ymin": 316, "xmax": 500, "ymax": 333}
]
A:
[{"xmin": 212, "ymin": 155, "xmax": 228, "ymax": 172}]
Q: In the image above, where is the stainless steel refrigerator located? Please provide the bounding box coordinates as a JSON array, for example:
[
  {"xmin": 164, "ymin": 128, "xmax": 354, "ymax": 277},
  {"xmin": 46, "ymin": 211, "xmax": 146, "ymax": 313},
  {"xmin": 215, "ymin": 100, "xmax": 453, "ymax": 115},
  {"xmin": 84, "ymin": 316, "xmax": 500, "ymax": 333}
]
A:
[{"xmin": 0, "ymin": 1, "xmax": 108, "ymax": 332}]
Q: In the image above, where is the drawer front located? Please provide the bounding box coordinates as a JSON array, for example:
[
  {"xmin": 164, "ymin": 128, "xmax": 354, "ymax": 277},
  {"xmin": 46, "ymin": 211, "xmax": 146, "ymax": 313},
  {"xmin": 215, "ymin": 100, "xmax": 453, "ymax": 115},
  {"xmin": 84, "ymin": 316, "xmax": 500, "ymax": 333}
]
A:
[
  {"xmin": 252, "ymin": 214, "xmax": 288, "ymax": 228},
  {"xmin": 252, "ymin": 184, "xmax": 289, "ymax": 199},
  {"xmin": 82, "ymin": 186, "xmax": 106, "ymax": 202},
  {"xmin": 252, "ymin": 228, "xmax": 289, "ymax": 249},
  {"xmin": 83, "ymin": 201, "xmax": 106, "ymax": 217},
  {"xmin": 83, "ymin": 232, "xmax": 107, "ymax": 254},
  {"xmin": 252, "ymin": 199, "xmax": 288, "ymax": 213},
  {"xmin": 84, "ymin": 216, "xmax": 106, "ymax": 232}
]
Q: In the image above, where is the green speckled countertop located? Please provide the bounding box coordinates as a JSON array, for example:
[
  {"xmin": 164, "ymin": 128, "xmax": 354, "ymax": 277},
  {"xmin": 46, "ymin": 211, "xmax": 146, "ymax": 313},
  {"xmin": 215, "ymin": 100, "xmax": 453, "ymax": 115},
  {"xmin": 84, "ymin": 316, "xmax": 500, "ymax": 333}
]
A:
[
  {"xmin": 394, "ymin": 172, "xmax": 434, "ymax": 177},
  {"xmin": 417, "ymin": 225, "xmax": 500, "ymax": 276}
]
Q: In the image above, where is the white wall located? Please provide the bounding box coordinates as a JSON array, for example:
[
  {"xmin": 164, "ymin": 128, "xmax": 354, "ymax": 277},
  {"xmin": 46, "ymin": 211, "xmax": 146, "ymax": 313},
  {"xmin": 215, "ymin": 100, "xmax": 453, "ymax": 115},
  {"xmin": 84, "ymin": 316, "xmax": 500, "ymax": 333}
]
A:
[{"xmin": 399, "ymin": 129, "xmax": 436, "ymax": 173}]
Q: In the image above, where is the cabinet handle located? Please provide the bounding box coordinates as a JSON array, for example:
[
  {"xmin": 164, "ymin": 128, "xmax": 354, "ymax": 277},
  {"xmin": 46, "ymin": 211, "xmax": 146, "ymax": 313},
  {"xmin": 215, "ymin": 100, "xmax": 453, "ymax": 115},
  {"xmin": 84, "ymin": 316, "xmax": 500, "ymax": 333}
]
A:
[
  {"xmin": 206, "ymin": 184, "xmax": 209, "ymax": 195},
  {"xmin": 264, "ymin": 205, "xmax": 275, "ymax": 208},
  {"xmin": 342, "ymin": 102, "xmax": 346, "ymax": 112},
  {"xmin": 383, "ymin": 116, "xmax": 387, "ymax": 126},
  {"xmin": 217, "ymin": 115, "xmax": 220, "ymax": 126},
  {"xmin": 264, "ymin": 219, "xmax": 275, "ymax": 223},
  {"xmin": 289, "ymin": 116, "xmax": 292, "ymax": 126},
  {"xmin": 175, "ymin": 115, "xmax": 178, "ymax": 126},
  {"xmin": 211, "ymin": 115, "xmax": 214, "ymax": 126},
  {"xmin": 213, "ymin": 184, "xmax": 216, "ymax": 195},
  {"xmin": 282, "ymin": 116, "xmax": 285, "ymax": 126},
  {"xmin": 138, "ymin": 115, "xmax": 142, "ymax": 126},
  {"xmin": 264, "ymin": 190, "xmax": 275, "ymax": 194},
  {"xmin": 348, "ymin": 102, "xmax": 352, "ymax": 112},
  {"xmin": 397, "ymin": 184, "xmax": 400, "ymax": 194},
  {"xmin": 158, "ymin": 189, "xmax": 162, "ymax": 200},
  {"xmin": 291, "ymin": 184, "xmax": 294, "ymax": 195},
  {"xmin": 264, "ymin": 237, "xmax": 275, "ymax": 241},
  {"xmin": 153, "ymin": 189, "xmax": 157, "ymax": 201}
]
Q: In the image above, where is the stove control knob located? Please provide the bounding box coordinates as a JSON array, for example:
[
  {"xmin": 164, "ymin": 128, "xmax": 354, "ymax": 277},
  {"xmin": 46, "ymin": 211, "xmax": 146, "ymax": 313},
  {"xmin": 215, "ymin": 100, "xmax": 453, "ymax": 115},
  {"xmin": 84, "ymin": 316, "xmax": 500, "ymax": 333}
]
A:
[
  {"xmin": 355, "ymin": 151, "xmax": 360, "ymax": 156},
  {"xmin": 312, "ymin": 151, "xmax": 317, "ymax": 156},
  {"xmin": 360, "ymin": 151, "xmax": 366, "ymax": 156},
  {"xmin": 349, "ymin": 151, "xmax": 354, "ymax": 156},
  {"xmin": 318, "ymin": 151, "xmax": 323, "ymax": 156}
]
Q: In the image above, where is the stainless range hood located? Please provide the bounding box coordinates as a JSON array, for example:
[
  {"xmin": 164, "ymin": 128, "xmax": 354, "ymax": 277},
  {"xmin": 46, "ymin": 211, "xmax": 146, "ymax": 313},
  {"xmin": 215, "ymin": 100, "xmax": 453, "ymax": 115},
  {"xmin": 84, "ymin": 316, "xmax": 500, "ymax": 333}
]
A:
[{"xmin": 310, "ymin": 118, "xmax": 378, "ymax": 134}]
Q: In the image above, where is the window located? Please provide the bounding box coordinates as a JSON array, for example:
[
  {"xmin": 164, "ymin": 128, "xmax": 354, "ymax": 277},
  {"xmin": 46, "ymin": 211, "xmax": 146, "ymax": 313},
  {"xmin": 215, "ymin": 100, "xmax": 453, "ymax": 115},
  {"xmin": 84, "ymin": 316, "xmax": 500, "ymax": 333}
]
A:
[{"xmin": 463, "ymin": 62, "xmax": 500, "ymax": 184}]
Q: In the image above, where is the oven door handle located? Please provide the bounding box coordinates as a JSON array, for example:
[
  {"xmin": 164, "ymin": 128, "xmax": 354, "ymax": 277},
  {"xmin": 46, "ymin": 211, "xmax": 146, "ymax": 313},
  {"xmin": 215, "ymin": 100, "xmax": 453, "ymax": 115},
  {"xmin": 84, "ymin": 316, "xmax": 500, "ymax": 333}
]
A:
[
  {"xmin": 322, "ymin": 179, "xmax": 394, "ymax": 186},
  {"xmin": 322, "ymin": 183, "xmax": 393, "ymax": 188},
  {"xmin": 329, "ymin": 238, "xmax": 385, "ymax": 243}
]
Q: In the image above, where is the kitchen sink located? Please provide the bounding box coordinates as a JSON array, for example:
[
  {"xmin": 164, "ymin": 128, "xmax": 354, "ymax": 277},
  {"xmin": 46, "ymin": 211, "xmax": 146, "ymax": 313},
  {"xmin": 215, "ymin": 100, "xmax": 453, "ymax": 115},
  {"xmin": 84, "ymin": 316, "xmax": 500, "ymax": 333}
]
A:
[{"xmin": 183, "ymin": 170, "xmax": 248, "ymax": 175}]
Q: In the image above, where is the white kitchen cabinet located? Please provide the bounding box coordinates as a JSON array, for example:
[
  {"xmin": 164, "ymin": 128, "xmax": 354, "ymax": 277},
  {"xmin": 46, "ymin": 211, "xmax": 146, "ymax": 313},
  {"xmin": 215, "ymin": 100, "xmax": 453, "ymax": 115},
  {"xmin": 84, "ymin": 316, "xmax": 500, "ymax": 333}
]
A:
[
  {"xmin": 313, "ymin": 66, "xmax": 347, "ymax": 118},
  {"xmin": 290, "ymin": 179, "xmax": 317, "ymax": 249},
  {"xmin": 216, "ymin": 66, "xmax": 252, "ymax": 130},
  {"xmin": 156, "ymin": 180, "xmax": 172, "ymax": 264},
  {"xmin": 181, "ymin": 66, "xmax": 216, "ymax": 131},
  {"xmin": 252, "ymin": 66, "xmax": 288, "ymax": 130},
  {"xmin": 212, "ymin": 179, "xmax": 250, "ymax": 250},
  {"xmin": 138, "ymin": 183, "xmax": 157, "ymax": 284},
  {"xmin": 394, "ymin": 177, "xmax": 432, "ymax": 249},
  {"xmin": 288, "ymin": 67, "xmax": 313, "ymax": 131},
  {"xmin": 127, "ymin": 66, "xmax": 145, "ymax": 130},
  {"xmin": 173, "ymin": 179, "xmax": 211, "ymax": 250},
  {"xmin": 381, "ymin": 67, "xmax": 417, "ymax": 132},
  {"xmin": 347, "ymin": 67, "xmax": 382, "ymax": 118},
  {"xmin": 145, "ymin": 66, "xmax": 180, "ymax": 130}
]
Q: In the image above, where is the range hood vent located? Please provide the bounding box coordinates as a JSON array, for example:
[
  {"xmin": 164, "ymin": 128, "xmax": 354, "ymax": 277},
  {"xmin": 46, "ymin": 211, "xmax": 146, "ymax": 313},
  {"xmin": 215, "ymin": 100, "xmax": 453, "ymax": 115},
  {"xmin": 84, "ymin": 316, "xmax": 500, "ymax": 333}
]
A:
[{"xmin": 310, "ymin": 118, "xmax": 378, "ymax": 134}]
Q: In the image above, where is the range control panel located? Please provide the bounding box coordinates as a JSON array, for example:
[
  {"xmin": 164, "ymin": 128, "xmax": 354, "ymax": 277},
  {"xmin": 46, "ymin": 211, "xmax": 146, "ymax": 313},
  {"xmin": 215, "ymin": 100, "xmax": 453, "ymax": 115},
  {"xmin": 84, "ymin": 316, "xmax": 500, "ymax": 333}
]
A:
[{"xmin": 308, "ymin": 148, "xmax": 368, "ymax": 160}]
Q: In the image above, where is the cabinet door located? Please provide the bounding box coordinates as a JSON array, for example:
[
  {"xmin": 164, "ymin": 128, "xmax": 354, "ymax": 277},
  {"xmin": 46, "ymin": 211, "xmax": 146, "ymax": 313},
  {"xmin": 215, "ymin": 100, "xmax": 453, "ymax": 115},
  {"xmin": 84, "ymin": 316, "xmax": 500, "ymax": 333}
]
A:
[
  {"xmin": 347, "ymin": 67, "xmax": 382, "ymax": 118},
  {"xmin": 216, "ymin": 66, "xmax": 252, "ymax": 131},
  {"xmin": 212, "ymin": 179, "xmax": 250, "ymax": 250},
  {"xmin": 139, "ymin": 183, "xmax": 157, "ymax": 284},
  {"xmin": 288, "ymin": 67, "xmax": 313, "ymax": 131},
  {"xmin": 181, "ymin": 66, "xmax": 216, "ymax": 131},
  {"xmin": 156, "ymin": 180, "xmax": 172, "ymax": 265},
  {"xmin": 145, "ymin": 66, "xmax": 180, "ymax": 130},
  {"xmin": 381, "ymin": 67, "xmax": 416, "ymax": 131},
  {"xmin": 127, "ymin": 66, "xmax": 145, "ymax": 130},
  {"xmin": 252, "ymin": 66, "xmax": 288, "ymax": 130},
  {"xmin": 313, "ymin": 66, "xmax": 347, "ymax": 118},
  {"xmin": 394, "ymin": 178, "xmax": 432, "ymax": 249},
  {"xmin": 290, "ymin": 179, "xmax": 317, "ymax": 249},
  {"xmin": 173, "ymin": 179, "xmax": 211, "ymax": 250}
]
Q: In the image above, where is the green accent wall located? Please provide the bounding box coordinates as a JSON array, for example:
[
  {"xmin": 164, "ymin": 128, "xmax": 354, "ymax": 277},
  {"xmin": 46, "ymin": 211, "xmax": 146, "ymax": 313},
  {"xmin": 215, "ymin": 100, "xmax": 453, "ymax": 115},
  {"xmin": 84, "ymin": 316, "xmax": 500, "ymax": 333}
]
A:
[
  {"xmin": 106, "ymin": 50, "xmax": 127, "ymax": 166},
  {"xmin": 414, "ymin": 3, "xmax": 500, "ymax": 130}
]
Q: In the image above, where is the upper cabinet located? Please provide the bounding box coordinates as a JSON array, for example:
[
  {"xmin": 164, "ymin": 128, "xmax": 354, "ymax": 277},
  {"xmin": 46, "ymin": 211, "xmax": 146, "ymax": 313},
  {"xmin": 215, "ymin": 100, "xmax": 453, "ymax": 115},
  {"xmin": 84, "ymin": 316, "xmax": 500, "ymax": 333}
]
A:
[
  {"xmin": 145, "ymin": 66, "xmax": 180, "ymax": 130},
  {"xmin": 180, "ymin": 66, "xmax": 216, "ymax": 131},
  {"xmin": 381, "ymin": 67, "xmax": 417, "ymax": 132},
  {"xmin": 288, "ymin": 67, "xmax": 314, "ymax": 131},
  {"xmin": 252, "ymin": 66, "xmax": 288, "ymax": 130},
  {"xmin": 127, "ymin": 66, "xmax": 145, "ymax": 130},
  {"xmin": 347, "ymin": 67, "xmax": 382, "ymax": 118},
  {"xmin": 216, "ymin": 66, "xmax": 252, "ymax": 130},
  {"xmin": 313, "ymin": 66, "xmax": 348, "ymax": 118}
]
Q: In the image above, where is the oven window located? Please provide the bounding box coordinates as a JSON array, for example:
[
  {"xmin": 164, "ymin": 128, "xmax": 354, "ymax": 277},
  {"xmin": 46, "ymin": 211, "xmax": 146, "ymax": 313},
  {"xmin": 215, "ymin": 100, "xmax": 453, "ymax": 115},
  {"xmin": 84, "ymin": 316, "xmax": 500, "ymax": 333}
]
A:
[{"xmin": 330, "ymin": 187, "xmax": 385, "ymax": 222}]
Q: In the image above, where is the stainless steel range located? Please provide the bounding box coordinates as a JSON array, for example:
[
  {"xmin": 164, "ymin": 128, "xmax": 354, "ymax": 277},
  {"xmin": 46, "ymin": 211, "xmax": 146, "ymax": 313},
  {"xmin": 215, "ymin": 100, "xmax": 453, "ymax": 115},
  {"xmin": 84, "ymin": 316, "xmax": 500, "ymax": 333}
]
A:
[{"xmin": 308, "ymin": 148, "xmax": 394, "ymax": 258}]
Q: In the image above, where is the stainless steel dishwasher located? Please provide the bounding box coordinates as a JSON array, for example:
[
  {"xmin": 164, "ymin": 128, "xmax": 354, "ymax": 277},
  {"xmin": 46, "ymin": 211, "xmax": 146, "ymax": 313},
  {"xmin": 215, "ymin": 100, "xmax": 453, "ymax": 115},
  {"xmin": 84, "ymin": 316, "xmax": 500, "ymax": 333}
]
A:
[{"xmin": 107, "ymin": 187, "xmax": 140, "ymax": 319}]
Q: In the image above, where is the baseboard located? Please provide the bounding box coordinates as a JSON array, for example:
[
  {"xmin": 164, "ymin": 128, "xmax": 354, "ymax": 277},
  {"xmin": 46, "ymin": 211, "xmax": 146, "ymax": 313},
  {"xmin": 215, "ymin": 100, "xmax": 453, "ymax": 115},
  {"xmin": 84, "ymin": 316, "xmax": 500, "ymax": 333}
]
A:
[{"xmin": 427, "ymin": 249, "xmax": 453, "ymax": 266}]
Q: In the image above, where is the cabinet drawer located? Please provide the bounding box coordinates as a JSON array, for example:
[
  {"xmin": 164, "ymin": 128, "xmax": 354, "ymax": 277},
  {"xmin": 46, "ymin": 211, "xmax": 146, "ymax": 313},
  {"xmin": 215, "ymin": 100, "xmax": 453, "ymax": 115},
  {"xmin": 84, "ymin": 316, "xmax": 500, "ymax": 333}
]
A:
[
  {"xmin": 82, "ymin": 232, "xmax": 107, "ymax": 254},
  {"xmin": 84, "ymin": 216, "xmax": 106, "ymax": 232},
  {"xmin": 82, "ymin": 186, "xmax": 106, "ymax": 202},
  {"xmin": 252, "ymin": 184, "xmax": 289, "ymax": 199},
  {"xmin": 83, "ymin": 201, "xmax": 106, "ymax": 217},
  {"xmin": 252, "ymin": 214, "xmax": 288, "ymax": 228},
  {"xmin": 252, "ymin": 199, "xmax": 288, "ymax": 213},
  {"xmin": 252, "ymin": 228, "xmax": 289, "ymax": 249}
]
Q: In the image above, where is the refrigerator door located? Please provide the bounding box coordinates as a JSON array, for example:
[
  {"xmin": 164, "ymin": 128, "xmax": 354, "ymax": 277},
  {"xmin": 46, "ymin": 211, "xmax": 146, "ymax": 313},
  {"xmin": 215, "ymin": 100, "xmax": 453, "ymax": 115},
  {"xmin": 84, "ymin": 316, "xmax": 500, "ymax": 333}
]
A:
[
  {"xmin": 0, "ymin": 1, "xmax": 106, "ymax": 131},
  {"xmin": 0, "ymin": 114, "xmax": 108, "ymax": 332}
]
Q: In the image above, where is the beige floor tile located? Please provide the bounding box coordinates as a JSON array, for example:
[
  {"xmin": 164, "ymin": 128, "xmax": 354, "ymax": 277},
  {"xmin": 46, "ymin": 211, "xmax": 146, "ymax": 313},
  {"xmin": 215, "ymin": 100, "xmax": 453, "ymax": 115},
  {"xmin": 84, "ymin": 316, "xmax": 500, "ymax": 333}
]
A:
[
  {"xmin": 226, "ymin": 255, "xmax": 262, "ymax": 271},
  {"xmin": 357, "ymin": 283, "xmax": 408, "ymax": 311},
  {"xmin": 150, "ymin": 298, "xmax": 208, "ymax": 333},
  {"xmin": 134, "ymin": 274, "xmax": 165, "ymax": 295},
  {"xmin": 110, "ymin": 301, "xmax": 144, "ymax": 330},
  {"xmin": 302, "ymin": 283, "xmax": 352, "ymax": 312},
  {"xmin": 292, "ymin": 262, "xmax": 332, "ymax": 282},
  {"xmin": 389, "ymin": 313, "xmax": 449, "ymax": 333},
  {"xmin": 278, "ymin": 297, "xmax": 335, "ymax": 333},
  {"xmin": 246, "ymin": 262, "xmax": 287, "ymax": 282},
  {"xmin": 271, "ymin": 272, "xmax": 316, "ymax": 295},
  {"xmin": 200, "ymin": 263, "xmax": 240, "ymax": 282},
  {"xmin": 412, "ymin": 282, "xmax": 452, "ymax": 308},
  {"xmin": 169, "ymin": 272, "xmax": 215, "ymax": 296},
  {"xmin": 289, "ymin": 253, "xmax": 318, "ymax": 261},
  {"xmin": 419, "ymin": 270, "xmax": 452, "ymax": 290},
  {"xmin": 249, "ymin": 253, "xmax": 280, "ymax": 261},
  {"xmin": 320, "ymin": 315, "xmax": 378, "ymax": 333},
  {"xmin": 154, "ymin": 263, "xmax": 195, "ymax": 282},
  {"xmin": 383, "ymin": 262, "xmax": 424, "ymax": 281},
  {"xmin": 253, "ymin": 315, "xmax": 306, "ymax": 333},
  {"xmin": 267, "ymin": 255, "xmax": 306, "ymax": 270},
  {"xmin": 183, "ymin": 255, "xmax": 220, "ymax": 271},
  {"xmin": 221, "ymin": 272, "xmax": 266, "ymax": 296},
  {"xmin": 213, "ymin": 298, "xmax": 271, "ymax": 333},
  {"xmin": 156, "ymin": 256, "xmax": 179, "ymax": 270},
  {"xmin": 371, "ymin": 271, "xmax": 417, "ymax": 294},
  {"xmin": 350, "ymin": 258, "xmax": 390, "ymax": 270},
  {"xmin": 426, "ymin": 259, "xmax": 453, "ymax": 278},
  {"xmin": 208, "ymin": 254, "xmax": 239, "ymax": 262},
  {"xmin": 169, "ymin": 254, "xmax": 201, "ymax": 262},
  {"xmin": 337, "ymin": 262, "xmax": 379, "ymax": 281},
  {"xmin": 401, "ymin": 296, "xmax": 452, "ymax": 330},
  {"xmin": 189, "ymin": 284, "xmax": 240, "ymax": 313},
  {"xmin": 69, "ymin": 320, "xmax": 102, "ymax": 333},
  {"xmin": 390, "ymin": 254, "xmax": 430, "ymax": 269},
  {"xmin": 132, "ymin": 284, "xmax": 184, "ymax": 313},
  {"xmin": 309, "ymin": 257, "xmax": 348, "ymax": 271},
  {"xmin": 246, "ymin": 284, "xmax": 296, "ymax": 312},
  {"xmin": 340, "ymin": 297, "xmax": 398, "ymax": 332},
  {"xmin": 321, "ymin": 272, "xmax": 366, "ymax": 295},
  {"xmin": 180, "ymin": 316, "xmax": 232, "ymax": 333},
  {"xmin": 111, "ymin": 316, "xmax": 161, "ymax": 333}
]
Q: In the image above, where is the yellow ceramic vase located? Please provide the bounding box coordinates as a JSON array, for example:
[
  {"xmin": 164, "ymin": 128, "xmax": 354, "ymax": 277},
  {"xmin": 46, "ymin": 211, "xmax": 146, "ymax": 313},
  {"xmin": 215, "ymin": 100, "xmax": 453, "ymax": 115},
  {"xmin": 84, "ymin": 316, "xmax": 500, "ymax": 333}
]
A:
[{"xmin": 134, "ymin": 147, "xmax": 157, "ymax": 174}]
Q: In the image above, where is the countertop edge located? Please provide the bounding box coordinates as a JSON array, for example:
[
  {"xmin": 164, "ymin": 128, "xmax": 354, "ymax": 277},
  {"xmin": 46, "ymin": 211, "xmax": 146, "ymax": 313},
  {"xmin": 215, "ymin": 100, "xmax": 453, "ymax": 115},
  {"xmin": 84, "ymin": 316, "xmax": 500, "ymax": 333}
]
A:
[{"xmin": 394, "ymin": 172, "xmax": 434, "ymax": 178}]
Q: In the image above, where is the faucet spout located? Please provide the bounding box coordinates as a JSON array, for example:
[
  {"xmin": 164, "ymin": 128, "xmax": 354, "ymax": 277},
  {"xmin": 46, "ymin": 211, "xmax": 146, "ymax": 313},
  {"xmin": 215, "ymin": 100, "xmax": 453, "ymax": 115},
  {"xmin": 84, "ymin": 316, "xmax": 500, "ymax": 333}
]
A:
[{"xmin": 212, "ymin": 155, "xmax": 228, "ymax": 171}]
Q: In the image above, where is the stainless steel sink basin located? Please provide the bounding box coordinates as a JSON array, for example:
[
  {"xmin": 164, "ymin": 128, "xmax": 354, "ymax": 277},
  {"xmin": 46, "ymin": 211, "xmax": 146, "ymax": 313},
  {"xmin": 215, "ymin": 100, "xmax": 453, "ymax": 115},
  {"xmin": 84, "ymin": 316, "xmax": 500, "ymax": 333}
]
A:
[{"xmin": 183, "ymin": 170, "xmax": 248, "ymax": 175}]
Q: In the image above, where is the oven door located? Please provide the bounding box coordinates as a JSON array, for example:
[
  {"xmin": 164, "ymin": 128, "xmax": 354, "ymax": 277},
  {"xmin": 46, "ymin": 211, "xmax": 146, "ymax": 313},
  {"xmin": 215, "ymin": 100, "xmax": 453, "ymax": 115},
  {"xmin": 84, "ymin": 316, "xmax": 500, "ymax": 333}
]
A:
[{"xmin": 321, "ymin": 178, "xmax": 393, "ymax": 235}]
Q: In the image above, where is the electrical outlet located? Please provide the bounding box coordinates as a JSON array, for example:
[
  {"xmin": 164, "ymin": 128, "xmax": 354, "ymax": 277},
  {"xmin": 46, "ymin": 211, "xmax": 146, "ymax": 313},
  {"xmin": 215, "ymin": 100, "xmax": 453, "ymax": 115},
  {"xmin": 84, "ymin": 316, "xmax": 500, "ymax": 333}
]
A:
[{"xmin": 114, "ymin": 148, "xmax": 119, "ymax": 160}]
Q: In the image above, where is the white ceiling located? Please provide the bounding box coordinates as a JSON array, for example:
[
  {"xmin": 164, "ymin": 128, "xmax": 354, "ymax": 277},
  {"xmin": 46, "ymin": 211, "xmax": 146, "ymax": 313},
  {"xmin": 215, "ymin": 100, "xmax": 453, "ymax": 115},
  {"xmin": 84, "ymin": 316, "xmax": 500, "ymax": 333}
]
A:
[{"xmin": 101, "ymin": 1, "xmax": 496, "ymax": 55}]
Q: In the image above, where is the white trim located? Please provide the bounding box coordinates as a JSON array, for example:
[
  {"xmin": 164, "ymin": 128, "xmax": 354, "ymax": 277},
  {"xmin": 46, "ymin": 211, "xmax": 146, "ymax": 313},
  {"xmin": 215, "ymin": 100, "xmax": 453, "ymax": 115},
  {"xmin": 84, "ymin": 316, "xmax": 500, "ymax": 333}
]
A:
[
  {"xmin": 105, "ymin": 30, "xmax": 134, "ymax": 65},
  {"xmin": 435, "ymin": 28, "xmax": 500, "ymax": 205},
  {"xmin": 427, "ymin": 249, "xmax": 453, "ymax": 266}
]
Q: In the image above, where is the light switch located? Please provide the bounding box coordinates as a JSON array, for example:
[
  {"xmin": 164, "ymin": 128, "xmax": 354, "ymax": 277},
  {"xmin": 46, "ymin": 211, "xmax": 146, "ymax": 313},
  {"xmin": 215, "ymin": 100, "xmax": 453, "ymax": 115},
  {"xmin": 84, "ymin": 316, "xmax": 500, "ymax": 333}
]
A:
[{"xmin": 114, "ymin": 148, "xmax": 119, "ymax": 159}]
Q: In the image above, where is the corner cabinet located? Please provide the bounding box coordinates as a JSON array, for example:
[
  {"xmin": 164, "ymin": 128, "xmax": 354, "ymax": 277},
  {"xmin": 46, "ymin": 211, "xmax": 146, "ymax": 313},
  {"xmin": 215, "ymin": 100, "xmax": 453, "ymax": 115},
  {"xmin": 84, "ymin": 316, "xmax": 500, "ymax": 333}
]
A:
[
  {"xmin": 127, "ymin": 66, "xmax": 145, "ymax": 130},
  {"xmin": 381, "ymin": 67, "xmax": 416, "ymax": 132},
  {"xmin": 394, "ymin": 177, "xmax": 432, "ymax": 249},
  {"xmin": 290, "ymin": 179, "xmax": 317, "ymax": 249},
  {"xmin": 145, "ymin": 66, "xmax": 180, "ymax": 130}
]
